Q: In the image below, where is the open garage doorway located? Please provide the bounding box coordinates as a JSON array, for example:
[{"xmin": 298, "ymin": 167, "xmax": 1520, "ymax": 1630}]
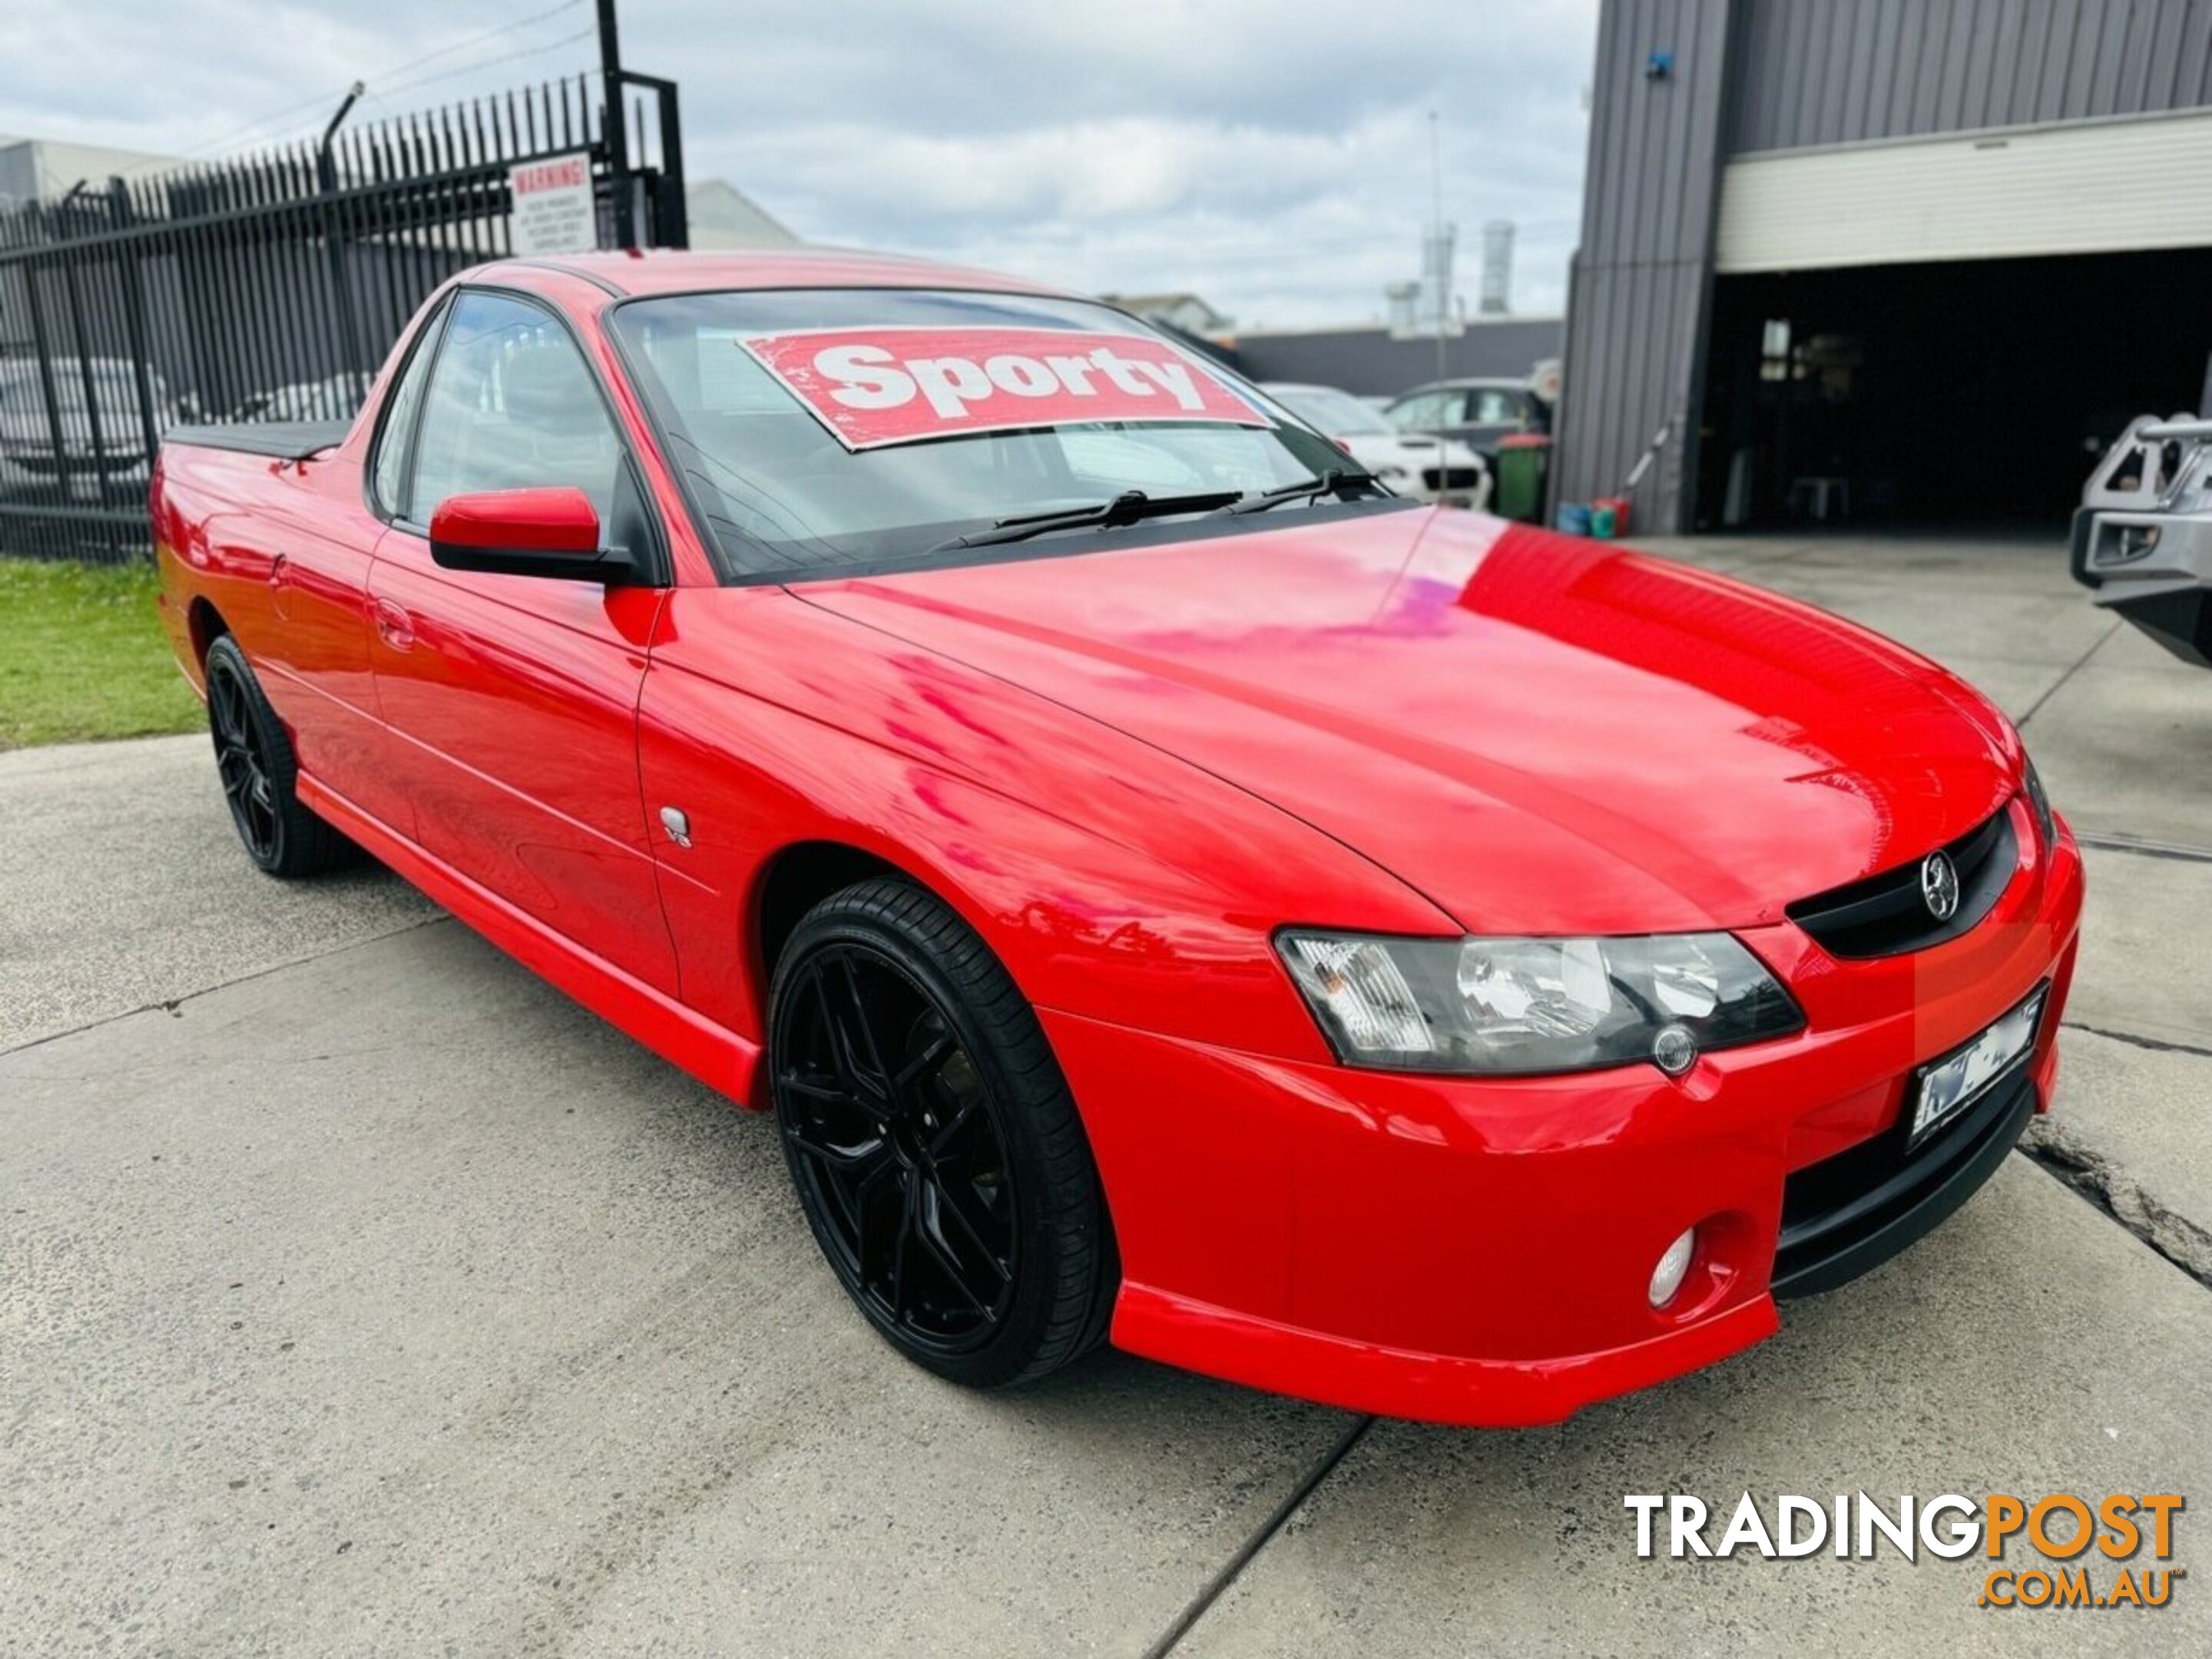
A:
[{"xmin": 1695, "ymin": 248, "xmax": 2212, "ymax": 534}]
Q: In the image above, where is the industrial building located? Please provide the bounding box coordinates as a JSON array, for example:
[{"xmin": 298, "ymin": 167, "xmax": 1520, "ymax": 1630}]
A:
[
  {"xmin": 1220, "ymin": 315, "xmax": 1565, "ymax": 398},
  {"xmin": 1556, "ymin": 0, "xmax": 2212, "ymax": 535}
]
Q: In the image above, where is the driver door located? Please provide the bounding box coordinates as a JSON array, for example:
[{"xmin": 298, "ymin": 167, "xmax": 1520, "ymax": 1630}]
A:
[{"xmin": 366, "ymin": 287, "xmax": 678, "ymax": 993}]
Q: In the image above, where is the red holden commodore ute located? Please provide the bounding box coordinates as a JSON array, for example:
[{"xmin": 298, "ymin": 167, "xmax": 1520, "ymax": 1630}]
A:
[{"xmin": 153, "ymin": 251, "xmax": 2083, "ymax": 1426}]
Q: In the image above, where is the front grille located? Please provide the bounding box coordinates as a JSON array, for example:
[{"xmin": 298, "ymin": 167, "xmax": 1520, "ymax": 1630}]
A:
[
  {"xmin": 1421, "ymin": 466, "xmax": 1482, "ymax": 492},
  {"xmin": 1786, "ymin": 806, "xmax": 2017, "ymax": 959},
  {"xmin": 1773, "ymin": 1060, "xmax": 2035, "ymax": 1298}
]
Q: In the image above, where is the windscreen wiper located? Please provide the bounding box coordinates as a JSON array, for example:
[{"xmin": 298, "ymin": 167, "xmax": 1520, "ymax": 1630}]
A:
[
  {"xmin": 929, "ymin": 488, "xmax": 1245, "ymax": 552},
  {"xmin": 1219, "ymin": 466, "xmax": 1385, "ymax": 515}
]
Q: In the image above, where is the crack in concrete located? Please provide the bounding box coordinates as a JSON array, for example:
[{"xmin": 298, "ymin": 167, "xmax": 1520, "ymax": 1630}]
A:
[
  {"xmin": 2061, "ymin": 1020, "xmax": 2212, "ymax": 1061},
  {"xmin": 2018, "ymin": 1128, "xmax": 2212, "ymax": 1292},
  {"xmin": 2072, "ymin": 830, "xmax": 2212, "ymax": 866},
  {"xmin": 2016, "ymin": 618, "xmax": 2123, "ymax": 730},
  {"xmin": 1144, "ymin": 1414, "xmax": 1374, "ymax": 1658},
  {"xmin": 0, "ymin": 913, "xmax": 452, "ymax": 1058}
]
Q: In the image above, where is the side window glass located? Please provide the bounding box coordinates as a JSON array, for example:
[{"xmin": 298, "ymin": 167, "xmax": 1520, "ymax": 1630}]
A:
[
  {"xmin": 370, "ymin": 305, "xmax": 444, "ymax": 515},
  {"xmin": 405, "ymin": 291, "xmax": 622, "ymax": 528},
  {"xmin": 1472, "ymin": 389, "xmax": 1518, "ymax": 426},
  {"xmin": 1392, "ymin": 393, "xmax": 1439, "ymax": 428}
]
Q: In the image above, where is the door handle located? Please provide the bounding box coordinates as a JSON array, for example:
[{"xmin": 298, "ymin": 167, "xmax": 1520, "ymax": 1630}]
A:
[{"xmin": 373, "ymin": 598, "xmax": 415, "ymax": 651}]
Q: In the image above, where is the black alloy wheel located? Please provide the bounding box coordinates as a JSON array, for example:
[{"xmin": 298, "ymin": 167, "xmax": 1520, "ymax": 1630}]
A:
[
  {"xmin": 209, "ymin": 647, "xmax": 279, "ymax": 863},
  {"xmin": 202, "ymin": 634, "xmax": 348, "ymax": 878},
  {"xmin": 770, "ymin": 879, "xmax": 1116, "ymax": 1386},
  {"xmin": 777, "ymin": 942, "xmax": 1018, "ymax": 1349}
]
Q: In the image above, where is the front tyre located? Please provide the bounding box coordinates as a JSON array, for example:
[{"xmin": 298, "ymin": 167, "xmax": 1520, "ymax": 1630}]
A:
[
  {"xmin": 203, "ymin": 634, "xmax": 349, "ymax": 878},
  {"xmin": 770, "ymin": 879, "xmax": 1117, "ymax": 1388}
]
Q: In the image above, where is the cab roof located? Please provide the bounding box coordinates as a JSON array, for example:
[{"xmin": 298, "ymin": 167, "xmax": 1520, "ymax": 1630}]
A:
[{"xmin": 473, "ymin": 246, "xmax": 1071, "ymax": 301}]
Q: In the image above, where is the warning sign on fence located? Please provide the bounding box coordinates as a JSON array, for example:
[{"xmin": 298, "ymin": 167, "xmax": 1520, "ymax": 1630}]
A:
[{"xmin": 508, "ymin": 153, "xmax": 596, "ymax": 257}]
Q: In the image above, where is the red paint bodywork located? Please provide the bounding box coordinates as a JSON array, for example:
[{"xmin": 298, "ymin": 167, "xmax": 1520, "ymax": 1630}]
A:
[
  {"xmin": 427, "ymin": 485, "xmax": 601, "ymax": 554},
  {"xmin": 154, "ymin": 251, "xmax": 2084, "ymax": 1426}
]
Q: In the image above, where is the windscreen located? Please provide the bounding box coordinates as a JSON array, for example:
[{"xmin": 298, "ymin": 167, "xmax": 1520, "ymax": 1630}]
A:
[{"xmin": 609, "ymin": 289, "xmax": 1358, "ymax": 578}]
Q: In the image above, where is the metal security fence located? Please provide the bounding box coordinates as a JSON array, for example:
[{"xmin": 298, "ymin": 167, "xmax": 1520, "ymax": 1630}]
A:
[{"xmin": 0, "ymin": 70, "xmax": 684, "ymax": 563}]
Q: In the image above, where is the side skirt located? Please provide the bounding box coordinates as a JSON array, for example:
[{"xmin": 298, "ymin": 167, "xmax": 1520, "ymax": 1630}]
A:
[{"xmin": 296, "ymin": 772, "xmax": 765, "ymax": 1109}]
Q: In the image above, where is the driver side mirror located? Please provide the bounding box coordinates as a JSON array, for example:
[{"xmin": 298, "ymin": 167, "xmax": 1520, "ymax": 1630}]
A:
[{"xmin": 427, "ymin": 486, "xmax": 640, "ymax": 584}]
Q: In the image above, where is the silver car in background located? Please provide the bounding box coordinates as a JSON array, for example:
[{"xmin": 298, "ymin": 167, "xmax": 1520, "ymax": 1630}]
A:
[
  {"xmin": 0, "ymin": 356, "xmax": 179, "ymax": 503},
  {"xmin": 2075, "ymin": 413, "xmax": 2212, "ymax": 667}
]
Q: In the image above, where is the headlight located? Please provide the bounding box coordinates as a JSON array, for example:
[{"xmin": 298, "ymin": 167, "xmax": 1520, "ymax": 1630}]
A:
[
  {"xmin": 2022, "ymin": 757, "xmax": 2058, "ymax": 848},
  {"xmin": 1376, "ymin": 464, "xmax": 1410, "ymax": 481},
  {"xmin": 1276, "ymin": 929, "xmax": 1804, "ymax": 1076}
]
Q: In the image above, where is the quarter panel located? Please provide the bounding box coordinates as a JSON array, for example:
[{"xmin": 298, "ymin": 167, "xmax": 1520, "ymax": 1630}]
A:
[{"xmin": 151, "ymin": 443, "xmax": 411, "ymax": 832}]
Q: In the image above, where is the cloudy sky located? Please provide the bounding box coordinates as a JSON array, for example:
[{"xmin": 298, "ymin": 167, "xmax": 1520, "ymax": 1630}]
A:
[{"xmin": 1, "ymin": 0, "xmax": 1600, "ymax": 329}]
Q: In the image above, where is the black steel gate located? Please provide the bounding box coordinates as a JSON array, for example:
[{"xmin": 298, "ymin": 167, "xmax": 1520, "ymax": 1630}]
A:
[{"xmin": 0, "ymin": 70, "xmax": 684, "ymax": 563}]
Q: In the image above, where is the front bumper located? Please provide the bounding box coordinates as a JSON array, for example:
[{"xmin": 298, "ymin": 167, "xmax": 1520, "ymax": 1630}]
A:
[
  {"xmin": 1048, "ymin": 801, "xmax": 2083, "ymax": 1426},
  {"xmin": 2071, "ymin": 503, "xmax": 2212, "ymax": 667},
  {"xmin": 2073, "ymin": 412, "xmax": 2212, "ymax": 666},
  {"xmin": 1412, "ymin": 465, "xmax": 1489, "ymax": 511}
]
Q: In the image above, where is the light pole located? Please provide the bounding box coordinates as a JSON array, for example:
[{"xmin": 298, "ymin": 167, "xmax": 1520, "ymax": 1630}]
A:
[
  {"xmin": 597, "ymin": 0, "xmax": 634, "ymax": 248},
  {"xmin": 316, "ymin": 82, "xmax": 368, "ymax": 397}
]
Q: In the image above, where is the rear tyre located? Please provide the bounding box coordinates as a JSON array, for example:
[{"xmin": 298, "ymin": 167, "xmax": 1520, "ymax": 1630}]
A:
[
  {"xmin": 203, "ymin": 634, "xmax": 349, "ymax": 878},
  {"xmin": 770, "ymin": 878, "xmax": 1118, "ymax": 1388}
]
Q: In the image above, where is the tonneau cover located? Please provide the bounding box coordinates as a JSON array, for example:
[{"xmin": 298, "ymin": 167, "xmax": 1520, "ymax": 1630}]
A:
[{"xmin": 161, "ymin": 420, "xmax": 351, "ymax": 461}]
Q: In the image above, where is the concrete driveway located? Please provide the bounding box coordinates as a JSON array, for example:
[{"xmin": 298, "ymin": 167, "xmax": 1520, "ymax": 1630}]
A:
[{"xmin": 5, "ymin": 532, "xmax": 2210, "ymax": 1656}]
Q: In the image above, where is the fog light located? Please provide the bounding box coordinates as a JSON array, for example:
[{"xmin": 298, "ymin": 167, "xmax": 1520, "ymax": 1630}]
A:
[
  {"xmin": 1649, "ymin": 1227, "xmax": 1697, "ymax": 1307},
  {"xmin": 1652, "ymin": 1023, "xmax": 1697, "ymax": 1076}
]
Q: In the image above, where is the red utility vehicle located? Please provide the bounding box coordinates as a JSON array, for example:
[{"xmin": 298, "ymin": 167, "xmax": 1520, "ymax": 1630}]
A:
[{"xmin": 154, "ymin": 252, "xmax": 2082, "ymax": 1426}]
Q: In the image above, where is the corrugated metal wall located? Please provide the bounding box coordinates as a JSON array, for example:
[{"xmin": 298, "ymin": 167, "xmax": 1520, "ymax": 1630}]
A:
[
  {"xmin": 1560, "ymin": 0, "xmax": 2212, "ymax": 531},
  {"xmin": 1729, "ymin": 0, "xmax": 2212, "ymax": 154},
  {"xmin": 1553, "ymin": 0, "xmax": 1738, "ymax": 531}
]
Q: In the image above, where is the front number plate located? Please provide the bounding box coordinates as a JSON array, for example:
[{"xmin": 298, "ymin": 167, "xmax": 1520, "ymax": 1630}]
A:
[{"xmin": 1908, "ymin": 986, "xmax": 2048, "ymax": 1149}]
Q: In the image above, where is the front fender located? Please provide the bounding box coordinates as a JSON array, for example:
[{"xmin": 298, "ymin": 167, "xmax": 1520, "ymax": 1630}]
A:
[{"xmin": 636, "ymin": 585, "xmax": 1452, "ymax": 1075}]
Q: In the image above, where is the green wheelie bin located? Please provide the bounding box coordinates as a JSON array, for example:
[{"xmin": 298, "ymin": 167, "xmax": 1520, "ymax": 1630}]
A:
[{"xmin": 1493, "ymin": 433, "xmax": 1551, "ymax": 522}]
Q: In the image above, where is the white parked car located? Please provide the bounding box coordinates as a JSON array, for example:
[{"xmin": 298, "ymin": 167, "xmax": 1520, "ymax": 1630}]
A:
[
  {"xmin": 227, "ymin": 373, "xmax": 367, "ymax": 423},
  {"xmin": 1263, "ymin": 381, "xmax": 1491, "ymax": 509}
]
